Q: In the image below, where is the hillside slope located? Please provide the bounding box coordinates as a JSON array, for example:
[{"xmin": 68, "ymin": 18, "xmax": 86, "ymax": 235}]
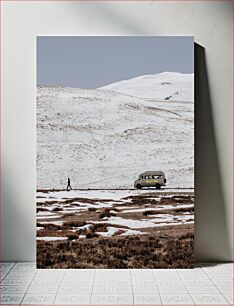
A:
[{"xmin": 37, "ymin": 73, "xmax": 194, "ymax": 189}]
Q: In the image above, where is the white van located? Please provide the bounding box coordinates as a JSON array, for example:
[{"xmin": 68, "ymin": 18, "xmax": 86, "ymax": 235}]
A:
[{"xmin": 134, "ymin": 171, "xmax": 166, "ymax": 189}]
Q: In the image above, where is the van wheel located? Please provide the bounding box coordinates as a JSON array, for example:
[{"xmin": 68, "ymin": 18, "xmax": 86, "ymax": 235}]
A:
[
  {"xmin": 136, "ymin": 184, "xmax": 142, "ymax": 189},
  {"xmin": 156, "ymin": 184, "xmax": 161, "ymax": 189}
]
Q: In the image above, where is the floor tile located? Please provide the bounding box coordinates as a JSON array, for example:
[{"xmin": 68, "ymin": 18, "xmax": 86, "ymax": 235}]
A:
[
  {"xmin": 222, "ymin": 293, "xmax": 233, "ymax": 304},
  {"xmin": 154, "ymin": 272, "xmax": 180, "ymax": 277},
  {"xmin": 36, "ymin": 269, "xmax": 65, "ymax": 274},
  {"xmin": 27, "ymin": 285, "xmax": 59, "ymax": 294},
  {"xmin": 96, "ymin": 269, "xmax": 130, "ymax": 275},
  {"xmin": 132, "ymin": 278, "xmax": 157, "ymax": 285},
  {"xmin": 65, "ymin": 268, "xmax": 95, "ymax": 273},
  {"xmin": 63, "ymin": 273, "xmax": 94, "ymax": 279},
  {"xmin": 93, "ymin": 278, "xmax": 131, "ymax": 285},
  {"xmin": 190, "ymin": 293, "xmax": 229, "ymax": 305},
  {"xmin": 21, "ymin": 293, "xmax": 55, "ymax": 305},
  {"xmin": 216, "ymin": 285, "xmax": 233, "ymax": 293},
  {"xmin": 91, "ymin": 294, "xmax": 133, "ymax": 305},
  {"xmin": 211, "ymin": 279, "xmax": 233, "ymax": 286},
  {"xmin": 0, "ymin": 261, "xmax": 233, "ymax": 306},
  {"xmin": 178, "ymin": 272, "xmax": 205, "ymax": 277},
  {"xmin": 132, "ymin": 277, "xmax": 155, "ymax": 282},
  {"xmin": 14, "ymin": 262, "xmax": 36, "ymax": 268},
  {"xmin": 0, "ymin": 272, "xmax": 9, "ymax": 280},
  {"xmin": 134, "ymin": 293, "xmax": 161, "ymax": 305},
  {"xmin": 95, "ymin": 275, "xmax": 132, "ymax": 281},
  {"xmin": 154, "ymin": 275, "xmax": 180, "ymax": 281},
  {"xmin": 204, "ymin": 273, "xmax": 224, "ymax": 279},
  {"xmin": 0, "ymin": 285, "xmax": 28, "ymax": 294},
  {"xmin": 10, "ymin": 267, "xmax": 35, "ymax": 273},
  {"xmin": 154, "ymin": 275, "xmax": 179, "ymax": 280},
  {"xmin": 64, "ymin": 271, "xmax": 94, "ymax": 279},
  {"xmin": 0, "ymin": 279, "xmax": 32, "ymax": 286},
  {"xmin": 0, "ymin": 294, "xmax": 24, "ymax": 305},
  {"xmin": 153, "ymin": 269, "xmax": 179, "ymax": 273},
  {"xmin": 176, "ymin": 269, "xmax": 196, "ymax": 272},
  {"xmin": 31, "ymin": 278, "xmax": 62, "ymax": 286},
  {"xmin": 54, "ymin": 294, "xmax": 90, "ymax": 305},
  {"xmin": 186, "ymin": 285, "xmax": 219, "ymax": 294},
  {"xmin": 0, "ymin": 267, "xmax": 15, "ymax": 275},
  {"xmin": 62, "ymin": 278, "xmax": 94, "ymax": 285},
  {"xmin": 207, "ymin": 275, "xmax": 232, "ymax": 281},
  {"xmin": 181, "ymin": 278, "xmax": 213, "ymax": 286},
  {"xmin": 156, "ymin": 279, "xmax": 184, "ymax": 285},
  {"xmin": 35, "ymin": 272, "xmax": 65, "ymax": 279},
  {"xmin": 95, "ymin": 274, "xmax": 131, "ymax": 279},
  {"xmin": 133, "ymin": 285, "xmax": 158, "ymax": 294},
  {"xmin": 58, "ymin": 285, "xmax": 92, "ymax": 294},
  {"xmin": 132, "ymin": 274, "xmax": 156, "ymax": 278},
  {"xmin": 179, "ymin": 274, "xmax": 209, "ymax": 280},
  {"xmin": 160, "ymin": 294, "xmax": 194, "ymax": 305},
  {"xmin": 131, "ymin": 271, "xmax": 155, "ymax": 278},
  {"xmin": 0, "ymin": 262, "xmax": 16, "ymax": 268},
  {"xmin": 204, "ymin": 271, "xmax": 232, "ymax": 275},
  {"xmin": 64, "ymin": 272, "xmax": 95, "ymax": 277},
  {"xmin": 4, "ymin": 273, "xmax": 35, "ymax": 280},
  {"xmin": 92, "ymin": 285, "xmax": 132, "ymax": 294},
  {"xmin": 158, "ymin": 285, "xmax": 188, "ymax": 294}
]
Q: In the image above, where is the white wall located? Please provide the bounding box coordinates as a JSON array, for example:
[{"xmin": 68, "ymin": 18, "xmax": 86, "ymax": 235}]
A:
[{"xmin": 1, "ymin": 1, "xmax": 232, "ymax": 261}]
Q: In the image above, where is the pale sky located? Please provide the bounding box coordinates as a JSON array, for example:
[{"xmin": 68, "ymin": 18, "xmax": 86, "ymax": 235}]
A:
[{"xmin": 37, "ymin": 36, "xmax": 194, "ymax": 88}]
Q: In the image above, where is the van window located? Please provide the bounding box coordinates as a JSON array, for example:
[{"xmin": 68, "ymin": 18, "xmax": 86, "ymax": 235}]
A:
[
  {"xmin": 145, "ymin": 176, "xmax": 152, "ymax": 179},
  {"xmin": 153, "ymin": 175, "xmax": 161, "ymax": 179}
]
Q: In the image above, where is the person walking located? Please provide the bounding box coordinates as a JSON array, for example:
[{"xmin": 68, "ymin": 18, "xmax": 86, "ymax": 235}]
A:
[{"xmin": 66, "ymin": 177, "xmax": 72, "ymax": 191}]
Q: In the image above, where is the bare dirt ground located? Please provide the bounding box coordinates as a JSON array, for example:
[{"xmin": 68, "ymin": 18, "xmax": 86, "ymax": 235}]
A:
[{"xmin": 36, "ymin": 189, "xmax": 194, "ymax": 269}]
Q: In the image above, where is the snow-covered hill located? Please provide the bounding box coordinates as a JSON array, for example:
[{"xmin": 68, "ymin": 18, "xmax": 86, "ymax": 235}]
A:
[
  {"xmin": 99, "ymin": 72, "xmax": 194, "ymax": 102},
  {"xmin": 37, "ymin": 72, "xmax": 194, "ymax": 189}
]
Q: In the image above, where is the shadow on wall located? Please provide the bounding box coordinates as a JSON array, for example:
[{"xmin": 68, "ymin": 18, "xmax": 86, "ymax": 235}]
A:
[
  {"xmin": 2, "ymin": 170, "xmax": 36, "ymax": 261},
  {"xmin": 195, "ymin": 43, "xmax": 231, "ymax": 262},
  {"xmin": 67, "ymin": 2, "xmax": 149, "ymax": 34}
]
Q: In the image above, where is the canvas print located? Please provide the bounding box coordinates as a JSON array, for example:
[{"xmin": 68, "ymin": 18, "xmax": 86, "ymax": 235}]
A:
[{"xmin": 37, "ymin": 36, "xmax": 194, "ymax": 268}]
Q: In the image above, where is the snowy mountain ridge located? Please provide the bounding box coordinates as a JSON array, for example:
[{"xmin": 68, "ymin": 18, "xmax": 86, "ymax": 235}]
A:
[{"xmin": 99, "ymin": 72, "xmax": 194, "ymax": 102}]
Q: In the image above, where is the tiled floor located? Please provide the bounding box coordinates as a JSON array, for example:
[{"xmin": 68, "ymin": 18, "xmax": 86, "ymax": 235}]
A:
[{"xmin": 0, "ymin": 262, "xmax": 233, "ymax": 305}]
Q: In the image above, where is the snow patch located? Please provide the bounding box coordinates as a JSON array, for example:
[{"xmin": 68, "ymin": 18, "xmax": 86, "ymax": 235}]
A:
[
  {"xmin": 36, "ymin": 227, "xmax": 44, "ymax": 231},
  {"xmin": 37, "ymin": 236, "xmax": 67, "ymax": 241},
  {"xmin": 37, "ymin": 215, "xmax": 60, "ymax": 220},
  {"xmin": 96, "ymin": 226, "xmax": 145, "ymax": 237},
  {"xmin": 93, "ymin": 216, "xmax": 157, "ymax": 229},
  {"xmin": 39, "ymin": 221, "xmax": 64, "ymax": 226}
]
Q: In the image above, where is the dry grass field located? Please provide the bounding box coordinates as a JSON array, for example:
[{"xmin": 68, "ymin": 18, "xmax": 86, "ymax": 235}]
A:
[{"xmin": 36, "ymin": 190, "xmax": 194, "ymax": 268}]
